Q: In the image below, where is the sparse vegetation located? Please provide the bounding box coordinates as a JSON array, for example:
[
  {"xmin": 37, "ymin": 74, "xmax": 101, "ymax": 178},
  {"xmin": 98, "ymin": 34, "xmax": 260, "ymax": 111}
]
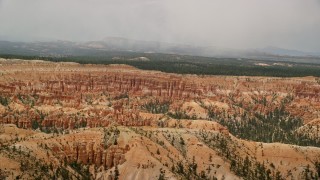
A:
[
  {"xmin": 142, "ymin": 99, "xmax": 171, "ymax": 114},
  {"xmin": 167, "ymin": 110, "xmax": 196, "ymax": 120},
  {"xmin": 197, "ymin": 131, "xmax": 284, "ymax": 180},
  {"xmin": 206, "ymin": 96, "xmax": 320, "ymax": 147},
  {"xmin": 0, "ymin": 96, "xmax": 9, "ymax": 106}
]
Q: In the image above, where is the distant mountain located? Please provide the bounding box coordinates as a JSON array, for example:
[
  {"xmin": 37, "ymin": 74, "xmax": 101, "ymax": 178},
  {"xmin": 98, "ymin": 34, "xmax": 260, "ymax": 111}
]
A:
[
  {"xmin": 85, "ymin": 37, "xmax": 208, "ymax": 56},
  {"xmin": 256, "ymin": 46, "xmax": 320, "ymax": 57},
  {"xmin": 0, "ymin": 38, "xmax": 320, "ymax": 63},
  {"xmin": 87, "ymin": 37, "xmax": 320, "ymax": 58}
]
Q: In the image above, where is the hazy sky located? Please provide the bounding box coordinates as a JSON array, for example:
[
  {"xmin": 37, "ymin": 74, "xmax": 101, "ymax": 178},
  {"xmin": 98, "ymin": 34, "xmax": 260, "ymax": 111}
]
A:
[{"xmin": 0, "ymin": 0, "xmax": 320, "ymax": 52}]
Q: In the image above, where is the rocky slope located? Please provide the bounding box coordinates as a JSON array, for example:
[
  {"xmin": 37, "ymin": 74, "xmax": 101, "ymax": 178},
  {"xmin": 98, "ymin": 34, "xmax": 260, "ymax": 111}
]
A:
[{"xmin": 0, "ymin": 59, "xmax": 320, "ymax": 179}]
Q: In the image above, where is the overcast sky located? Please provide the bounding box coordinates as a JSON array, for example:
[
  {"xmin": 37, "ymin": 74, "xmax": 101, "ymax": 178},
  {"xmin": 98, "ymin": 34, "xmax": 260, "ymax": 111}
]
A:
[{"xmin": 0, "ymin": 0, "xmax": 320, "ymax": 52}]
